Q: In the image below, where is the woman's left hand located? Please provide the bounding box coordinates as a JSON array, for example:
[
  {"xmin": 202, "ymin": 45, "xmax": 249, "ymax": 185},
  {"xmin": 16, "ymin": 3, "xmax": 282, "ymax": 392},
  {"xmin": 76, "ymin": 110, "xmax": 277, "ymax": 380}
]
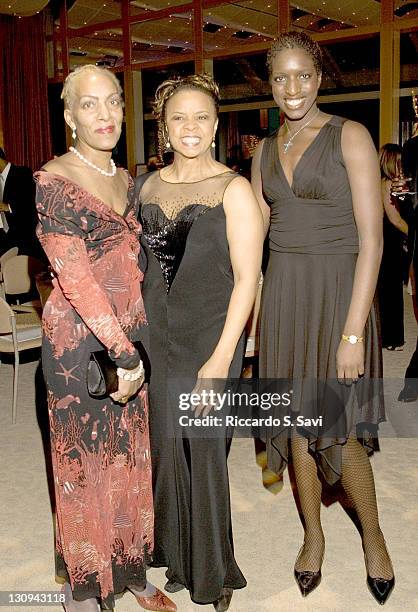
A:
[
  {"xmin": 336, "ymin": 340, "xmax": 365, "ymax": 385},
  {"xmin": 192, "ymin": 355, "xmax": 231, "ymax": 417}
]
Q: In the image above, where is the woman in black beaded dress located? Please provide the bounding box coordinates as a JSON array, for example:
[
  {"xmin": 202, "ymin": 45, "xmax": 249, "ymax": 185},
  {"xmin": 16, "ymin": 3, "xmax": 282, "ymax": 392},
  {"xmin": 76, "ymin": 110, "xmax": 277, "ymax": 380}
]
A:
[{"xmin": 135, "ymin": 74, "xmax": 263, "ymax": 610}]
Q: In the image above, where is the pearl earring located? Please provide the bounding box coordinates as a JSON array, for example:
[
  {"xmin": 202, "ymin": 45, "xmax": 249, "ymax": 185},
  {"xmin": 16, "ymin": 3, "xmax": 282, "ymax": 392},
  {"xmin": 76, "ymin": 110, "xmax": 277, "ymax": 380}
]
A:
[
  {"xmin": 211, "ymin": 139, "xmax": 216, "ymax": 149},
  {"xmin": 165, "ymin": 139, "xmax": 171, "ymax": 149},
  {"xmin": 72, "ymin": 127, "xmax": 77, "ymax": 140}
]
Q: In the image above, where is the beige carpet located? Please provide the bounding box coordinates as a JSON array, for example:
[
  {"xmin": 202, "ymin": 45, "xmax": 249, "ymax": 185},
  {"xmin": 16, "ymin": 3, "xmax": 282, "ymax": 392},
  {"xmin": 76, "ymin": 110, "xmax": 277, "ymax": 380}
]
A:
[{"xmin": 0, "ymin": 293, "xmax": 417, "ymax": 612}]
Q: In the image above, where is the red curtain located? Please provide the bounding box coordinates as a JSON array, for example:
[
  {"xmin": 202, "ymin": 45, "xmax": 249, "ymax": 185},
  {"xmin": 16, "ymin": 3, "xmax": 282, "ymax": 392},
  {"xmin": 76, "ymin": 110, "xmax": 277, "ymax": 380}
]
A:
[{"xmin": 0, "ymin": 12, "xmax": 52, "ymax": 170}]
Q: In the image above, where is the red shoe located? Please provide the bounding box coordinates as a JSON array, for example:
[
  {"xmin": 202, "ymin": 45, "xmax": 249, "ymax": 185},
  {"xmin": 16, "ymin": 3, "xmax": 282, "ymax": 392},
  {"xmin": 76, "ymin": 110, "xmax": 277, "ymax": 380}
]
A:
[{"xmin": 135, "ymin": 587, "xmax": 177, "ymax": 611}]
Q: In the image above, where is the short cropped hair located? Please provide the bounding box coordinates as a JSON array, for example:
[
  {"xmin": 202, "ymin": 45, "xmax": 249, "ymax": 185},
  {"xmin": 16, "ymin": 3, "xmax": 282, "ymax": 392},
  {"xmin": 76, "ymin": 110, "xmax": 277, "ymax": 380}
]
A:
[
  {"xmin": 61, "ymin": 64, "xmax": 123, "ymax": 109},
  {"xmin": 379, "ymin": 143, "xmax": 402, "ymax": 180},
  {"xmin": 267, "ymin": 31, "xmax": 323, "ymax": 78},
  {"xmin": 153, "ymin": 74, "xmax": 220, "ymax": 161}
]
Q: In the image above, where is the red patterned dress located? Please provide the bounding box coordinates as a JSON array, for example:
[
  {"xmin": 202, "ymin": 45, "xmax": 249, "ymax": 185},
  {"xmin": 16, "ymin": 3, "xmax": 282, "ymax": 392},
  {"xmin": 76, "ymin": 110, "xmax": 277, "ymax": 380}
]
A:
[{"xmin": 34, "ymin": 171, "xmax": 153, "ymax": 610}]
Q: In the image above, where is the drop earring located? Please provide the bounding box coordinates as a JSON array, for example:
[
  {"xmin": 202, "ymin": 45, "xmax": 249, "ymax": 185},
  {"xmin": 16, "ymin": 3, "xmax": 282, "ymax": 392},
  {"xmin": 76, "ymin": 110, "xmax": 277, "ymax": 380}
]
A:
[
  {"xmin": 72, "ymin": 127, "xmax": 77, "ymax": 140},
  {"xmin": 211, "ymin": 139, "xmax": 216, "ymax": 149},
  {"xmin": 165, "ymin": 139, "xmax": 171, "ymax": 149}
]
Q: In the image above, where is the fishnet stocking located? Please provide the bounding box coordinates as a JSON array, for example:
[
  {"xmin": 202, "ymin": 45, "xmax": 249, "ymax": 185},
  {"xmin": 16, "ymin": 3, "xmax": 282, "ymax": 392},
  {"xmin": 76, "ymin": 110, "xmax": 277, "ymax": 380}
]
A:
[
  {"xmin": 341, "ymin": 438, "xmax": 393, "ymax": 580},
  {"xmin": 291, "ymin": 435, "xmax": 393, "ymax": 580},
  {"xmin": 291, "ymin": 435, "xmax": 325, "ymax": 572}
]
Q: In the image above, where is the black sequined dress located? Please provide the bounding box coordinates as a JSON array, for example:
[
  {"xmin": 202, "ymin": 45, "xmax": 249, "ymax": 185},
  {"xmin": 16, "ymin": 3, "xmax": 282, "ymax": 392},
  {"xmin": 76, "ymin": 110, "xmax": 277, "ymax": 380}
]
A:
[{"xmin": 135, "ymin": 170, "xmax": 246, "ymax": 605}]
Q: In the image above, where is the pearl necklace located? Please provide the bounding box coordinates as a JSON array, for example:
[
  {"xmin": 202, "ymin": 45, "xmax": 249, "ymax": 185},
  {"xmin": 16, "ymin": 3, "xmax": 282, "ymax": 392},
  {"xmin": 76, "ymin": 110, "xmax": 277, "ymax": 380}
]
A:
[
  {"xmin": 283, "ymin": 108, "xmax": 320, "ymax": 154},
  {"xmin": 69, "ymin": 146, "xmax": 117, "ymax": 177}
]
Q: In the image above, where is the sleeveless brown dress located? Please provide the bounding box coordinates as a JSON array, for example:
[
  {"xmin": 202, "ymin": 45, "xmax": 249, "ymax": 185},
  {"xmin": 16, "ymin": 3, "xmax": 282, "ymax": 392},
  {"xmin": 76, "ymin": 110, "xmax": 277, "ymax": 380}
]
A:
[{"xmin": 259, "ymin": 116, "xmax": 384, "ymax": 485}]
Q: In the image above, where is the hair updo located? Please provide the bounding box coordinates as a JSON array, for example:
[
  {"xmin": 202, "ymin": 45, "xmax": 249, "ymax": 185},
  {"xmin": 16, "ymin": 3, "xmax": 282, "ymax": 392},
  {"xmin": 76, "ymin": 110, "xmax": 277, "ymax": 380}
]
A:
[
  {"xmin": 267, "ymin": 31, "xmax": 323, "ymax": 79},
  {"xmin": 153, "ymin": 73, "xmax": 220, "ymax": 161}
]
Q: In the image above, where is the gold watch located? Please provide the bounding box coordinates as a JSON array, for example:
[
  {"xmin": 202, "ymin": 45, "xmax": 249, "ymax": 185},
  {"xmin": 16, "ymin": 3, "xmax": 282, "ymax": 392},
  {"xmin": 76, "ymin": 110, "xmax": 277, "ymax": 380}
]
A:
[{"xmin": 341, "ymin": 334, "xmax": 363, "ymax": 345}]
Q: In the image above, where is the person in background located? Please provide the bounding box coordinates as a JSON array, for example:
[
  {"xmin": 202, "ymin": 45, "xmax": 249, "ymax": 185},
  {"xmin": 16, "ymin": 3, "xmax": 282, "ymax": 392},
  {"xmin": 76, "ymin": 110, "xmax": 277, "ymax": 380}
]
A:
[
  {"xmin": 35, "ymin": 64, "xmax": 176, "ymax": 612},
  {"xmin": 378, "ymin": 143, "xmax": 408, "ymax": 350},
  {"xmin": 398, "ymin": 125, "xmax": 418, "ymax": 401},
  {"xmin": 0, "ymin": 147, "xmax": 38, "ymax": 256}
]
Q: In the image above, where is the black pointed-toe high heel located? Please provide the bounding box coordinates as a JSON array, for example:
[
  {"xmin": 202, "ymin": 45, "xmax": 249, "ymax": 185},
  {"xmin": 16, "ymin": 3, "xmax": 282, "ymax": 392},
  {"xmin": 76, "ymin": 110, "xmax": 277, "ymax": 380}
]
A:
[
  {"xmin": 213, "ymin": 588, "xmax": 233, "ymax": 612},
  {"xmin": 294, "ymin": 568, "xmax": 322, "ymax": 598},
  {"xmin": 367, "ymin": 575, "xmax": 395, "ymax": 605},
  {"xmin": 294, "ymin": 546, "xmax": 323, "ymax": 597},
  {"xmin": 363, "ymin": 542, "xmax": 395, "ymax": 605}
]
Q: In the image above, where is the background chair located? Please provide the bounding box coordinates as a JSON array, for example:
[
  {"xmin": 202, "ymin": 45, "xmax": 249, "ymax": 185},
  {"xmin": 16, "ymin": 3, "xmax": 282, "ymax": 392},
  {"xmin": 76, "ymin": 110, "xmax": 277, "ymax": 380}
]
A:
[
  {"xmin": 0, "ymin": 247, "xmax": 19, "ymax": 299},
  {"xmin": 0, "ymin": 296, "xmax": 42, "ymax": 424},
  {"xmin": 2, "ymin": 254, "xmax": 44, "ymax": 309}
]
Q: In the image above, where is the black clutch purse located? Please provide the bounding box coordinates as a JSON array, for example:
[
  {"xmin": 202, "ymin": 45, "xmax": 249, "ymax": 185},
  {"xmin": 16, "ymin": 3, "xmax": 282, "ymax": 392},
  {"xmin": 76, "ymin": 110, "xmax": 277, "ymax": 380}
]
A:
[{"xmin": 87, "ymin": 340, "xmax": 151, "ymax": 399}]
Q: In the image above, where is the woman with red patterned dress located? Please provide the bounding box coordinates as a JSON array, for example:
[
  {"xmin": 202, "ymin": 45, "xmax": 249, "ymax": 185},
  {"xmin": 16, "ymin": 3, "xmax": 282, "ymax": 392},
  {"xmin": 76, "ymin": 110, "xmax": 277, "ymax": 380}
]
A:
[{"xmin": 35, "ymin": 65, "xmax": 176, "ymax": 612}]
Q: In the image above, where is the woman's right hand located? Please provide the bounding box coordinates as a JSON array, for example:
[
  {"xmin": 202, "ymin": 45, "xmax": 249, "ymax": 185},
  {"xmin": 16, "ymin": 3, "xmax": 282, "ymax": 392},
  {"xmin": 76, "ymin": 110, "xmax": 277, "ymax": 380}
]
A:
[{"xmin": 110, "ymin": 366, "xmax": 145, "ymax": 404}]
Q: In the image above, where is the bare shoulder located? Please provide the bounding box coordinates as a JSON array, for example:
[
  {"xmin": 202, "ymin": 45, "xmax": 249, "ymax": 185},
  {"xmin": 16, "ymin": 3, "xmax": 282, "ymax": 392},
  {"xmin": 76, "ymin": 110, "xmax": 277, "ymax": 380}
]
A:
[
  {"xmin": 225, "ymin": 174, "xmax": 253, "ymax": 196},
  {"xmin": 42, "ymin": 153, "xmax": 74, "ymax": 177},
  {"xmin": 341, "ymin": 119, "xmax": 376, "ymax": 161},
  {"xmin": 224, "ymin": 174, "xmax": 258, "ymax": 213},
  {"xmin": 341, "ymin": 119, "xmax": 373, "ymax": 146}
]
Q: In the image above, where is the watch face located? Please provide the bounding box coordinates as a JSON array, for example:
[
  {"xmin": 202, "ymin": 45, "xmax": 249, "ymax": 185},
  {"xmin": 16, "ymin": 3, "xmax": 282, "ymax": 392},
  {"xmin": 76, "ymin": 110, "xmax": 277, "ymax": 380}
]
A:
[{"xmin": 349, "ymin": 335, "xmax": 357, "ymax": 344}]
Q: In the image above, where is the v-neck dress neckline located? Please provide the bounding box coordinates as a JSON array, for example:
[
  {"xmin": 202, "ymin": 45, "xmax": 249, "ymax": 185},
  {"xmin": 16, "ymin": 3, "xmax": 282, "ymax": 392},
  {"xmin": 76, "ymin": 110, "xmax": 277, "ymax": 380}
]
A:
[{"xmin": 275, "ymin": 115, "xmax": 335, "ymax": 196}]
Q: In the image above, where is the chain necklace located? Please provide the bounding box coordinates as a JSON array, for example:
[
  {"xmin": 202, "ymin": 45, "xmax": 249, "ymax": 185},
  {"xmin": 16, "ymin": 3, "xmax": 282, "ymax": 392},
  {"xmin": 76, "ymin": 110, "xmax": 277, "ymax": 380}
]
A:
[
  {"xmin": 69, "ymin": 146, "xmax": 117, "ymax": 177},
  {"xmin": 283, "ymin": 108, "xmax": 320, "ymax": 154}
]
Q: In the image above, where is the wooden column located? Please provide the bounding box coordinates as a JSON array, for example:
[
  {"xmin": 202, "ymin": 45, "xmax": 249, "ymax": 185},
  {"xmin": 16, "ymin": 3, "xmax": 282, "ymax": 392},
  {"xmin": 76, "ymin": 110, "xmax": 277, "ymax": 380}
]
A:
[
  {"xmin": 277, "ymin": 0, "xmax": 290, "ymax": 34},
  {"xmin": 380, "ymin": 0, "xmax": 398, "ymax": 145},
  {"xmin": 392, "ymin": 28, "xmax": 400, "ymax": 143},
  {"xmin": 60, "ymin": 0, "xmax": 69, "ymax": 77},
  {"xmin": 60, "ymin": 1, "xmax": 70, "ymax": 148},
  {"xmin": 132, "ymin": 70, "xmax": 145, "ymax": 167},
  {"xmin": 122, "ymin": 0, "xmax": 135, "ymax": 174},
  {"xmin": 194, "ymin": 0, "xmax": 204, "ymax": 73}
]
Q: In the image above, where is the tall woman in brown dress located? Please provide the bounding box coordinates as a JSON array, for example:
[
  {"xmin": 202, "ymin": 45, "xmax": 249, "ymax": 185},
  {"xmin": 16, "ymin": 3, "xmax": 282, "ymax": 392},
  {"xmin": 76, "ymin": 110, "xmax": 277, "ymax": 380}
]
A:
[
  {"xmin": 35, "ymin": 65, "xmax": 176, "ymax": 612},
  {"xmin": 252, "ymin": 33, "xmax": 394, "ymax": 605}
]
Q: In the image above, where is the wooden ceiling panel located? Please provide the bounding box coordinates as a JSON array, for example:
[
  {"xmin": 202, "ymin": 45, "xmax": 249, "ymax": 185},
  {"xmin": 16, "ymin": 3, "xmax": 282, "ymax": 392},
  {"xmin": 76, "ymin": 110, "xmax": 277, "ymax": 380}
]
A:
[
  {"xmin": 0, "ymin": 0, "xmax": 49, "ymax": 16},
  {"xmin": 130, "ymin": 0, "xmax": 192, "ymax": 13},
  {"xmin": 131, "ymin": 14, "xmax": 193, "ymax": 51},
  {"xmin": 54, "ymin": 0, "xmax": 418, "ymax": 71},
  {"xmin": 67, "ymin": 0, "xmax": 121, "ymax": 27},
  {"xmin": 292, "ymin": 0, "xmax": 380, "ymax": 27}
]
